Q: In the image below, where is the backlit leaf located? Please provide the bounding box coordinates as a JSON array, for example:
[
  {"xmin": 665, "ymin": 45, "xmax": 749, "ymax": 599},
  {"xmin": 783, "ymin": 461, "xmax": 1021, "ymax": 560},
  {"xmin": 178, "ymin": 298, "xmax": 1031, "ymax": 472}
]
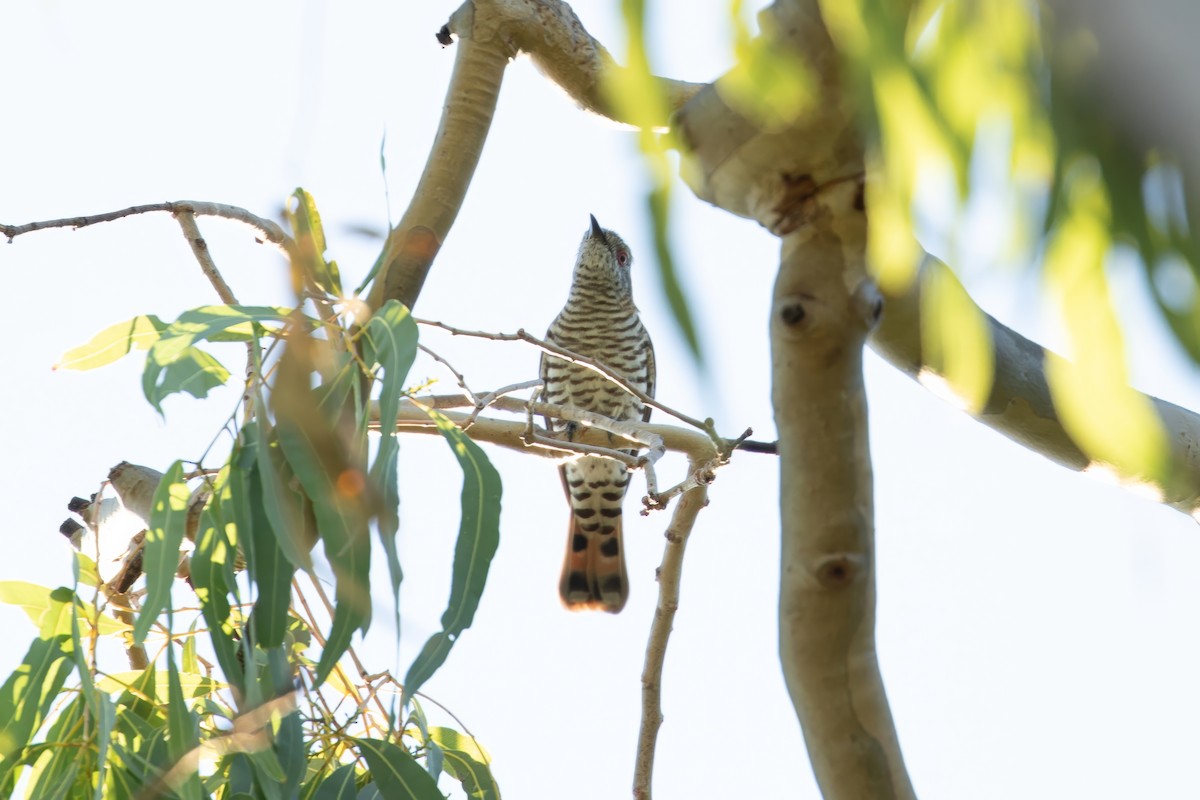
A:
[
  {"xmin": 287, "ymin": 188, "xmax": 343, "ymax": 297},
  {"xmin": 55, "ymin": 315, "xmax": 167, "ymax": 371}
]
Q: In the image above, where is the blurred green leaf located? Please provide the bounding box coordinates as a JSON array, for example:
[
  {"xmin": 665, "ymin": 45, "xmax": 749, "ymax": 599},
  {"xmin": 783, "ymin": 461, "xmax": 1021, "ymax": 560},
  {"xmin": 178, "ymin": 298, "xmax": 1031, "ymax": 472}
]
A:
[
  {"xmin": 603, "ymin": 0, "xmax": 703, "ymax": 367},
  {"xmin": 403, "ymin": 410, "xmax": 501, "ymax": 704},
  {"xmin": 355, "ymin": 738, "xmax": 441, "ymax": 800},
  {"xmin": 1044, "ymin": 161, "xmax": 1169, "ymax": 483},
  {"xmin": 360, "ymin": 300, "xmax": 419, "ymax": 632},
  {"xmin": 55, "ymin": 315, "xmax": 167, "ymax": 371},
  {"xmin": 919, "ymin": 259, "xmax": 994, "ymax": 412},
  {"xmin": 287, "ymin": 188, "xmax": 343, "ymax": 298},
  {"xmin": 718, "ymin": 0, "xmax": 815, "ymax": 131},
  {"xmin": 275, "ymin": 414, "xmax": 372, "ymax": 686},
  {"xmin": 646, "ymin": 187, "xmax": 702, "ymax": 363},
  {"xmin": 133, "ymin": 460, "xmax": 190, "ymax": 646}
]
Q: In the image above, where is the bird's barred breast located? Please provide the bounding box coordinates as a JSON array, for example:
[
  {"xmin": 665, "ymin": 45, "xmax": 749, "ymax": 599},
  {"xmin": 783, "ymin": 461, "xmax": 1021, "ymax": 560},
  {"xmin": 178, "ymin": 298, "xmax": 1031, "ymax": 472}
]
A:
[{"xmin": 544, "ymin": 306, "xmax": 650, "ymax": 425}]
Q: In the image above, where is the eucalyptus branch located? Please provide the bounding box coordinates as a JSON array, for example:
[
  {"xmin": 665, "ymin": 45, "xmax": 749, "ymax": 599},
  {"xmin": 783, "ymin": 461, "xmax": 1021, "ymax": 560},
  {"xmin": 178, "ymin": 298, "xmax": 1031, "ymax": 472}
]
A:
[
  {"xmin": 110, "ymin": 598, "xmax": 149, "ymax": 671},
  {"xmin": 633, "ymin": 457, "xmax": 709, "ymax": 800},
  {"xmin": 379, "ymin": 396, "xmax": 723, "ymax": 510},
  {"xmin": 0, "ymin": 200, "xmax": 288, "ymax": 248}
]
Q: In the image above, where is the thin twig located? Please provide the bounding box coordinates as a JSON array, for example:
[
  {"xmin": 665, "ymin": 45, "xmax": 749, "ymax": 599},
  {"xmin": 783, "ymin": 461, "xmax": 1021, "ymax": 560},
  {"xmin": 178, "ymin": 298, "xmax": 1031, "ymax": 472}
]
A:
[
  {"xmin": 1, "ymin": 200, "xmax": 288, "ymax": 246},
  {"xmin": 634, "ymin": 460, "xmax": 710, "ymax": 800},
  {"xmin": 414, "ymin": 318, "xmax": 719, "ymax": 439},
  {"xmin": 462, "ymin": 378, "xmax": 542, "ymax": 428},
  {"xmin": 292, "ymin": 584, "xmax": 353, "ymax": 731},
  {"xmin": 174, "ymin": 211, "xmax": 262, "ymax": 430},
  {"xmin": 303, "ymin": 573, "xmax": 393, "ymax": 726},
  {"xmin": 640, "ymin": 458, "xmax": 720, "ymax": 515},
  {"xmin": 417, "ymin": 343, "xmax": 480, "ymax": 406}
]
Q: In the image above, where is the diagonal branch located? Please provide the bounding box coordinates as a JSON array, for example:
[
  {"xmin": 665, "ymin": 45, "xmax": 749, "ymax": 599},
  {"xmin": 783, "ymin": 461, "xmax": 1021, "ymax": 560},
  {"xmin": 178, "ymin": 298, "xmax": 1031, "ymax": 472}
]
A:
[
  {"xmin": 366, "ymin": 0, "xmax": 706, "ymax": 314},
  {"xmin": 870, "ymin": 251, "xmax": 1200, "ymax": 519},
  {"xmin": 366, "ymin": 2, "xmax": 510, "ymax": 312}
]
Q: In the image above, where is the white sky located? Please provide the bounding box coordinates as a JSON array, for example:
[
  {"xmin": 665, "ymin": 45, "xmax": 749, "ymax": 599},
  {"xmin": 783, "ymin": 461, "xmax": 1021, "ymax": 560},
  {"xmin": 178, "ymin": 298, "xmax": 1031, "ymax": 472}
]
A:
[{"xmin": 2, "ymin": 2, "xmax": 1199, "ymax": 799}]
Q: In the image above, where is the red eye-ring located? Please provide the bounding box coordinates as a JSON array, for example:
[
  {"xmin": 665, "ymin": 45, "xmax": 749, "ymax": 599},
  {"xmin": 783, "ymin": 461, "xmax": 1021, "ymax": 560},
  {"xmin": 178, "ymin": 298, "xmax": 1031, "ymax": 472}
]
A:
[{"xmin": 616, "ymin": 250, "xmax": 629, "ymax": 267}]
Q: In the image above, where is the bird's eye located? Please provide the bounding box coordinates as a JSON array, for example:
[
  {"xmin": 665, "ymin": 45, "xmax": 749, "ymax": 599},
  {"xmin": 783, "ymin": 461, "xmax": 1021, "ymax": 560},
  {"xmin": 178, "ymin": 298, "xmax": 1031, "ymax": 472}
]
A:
[{"xmin": 616, "ymin": 250, "xmax": 629, "ymax": 267}]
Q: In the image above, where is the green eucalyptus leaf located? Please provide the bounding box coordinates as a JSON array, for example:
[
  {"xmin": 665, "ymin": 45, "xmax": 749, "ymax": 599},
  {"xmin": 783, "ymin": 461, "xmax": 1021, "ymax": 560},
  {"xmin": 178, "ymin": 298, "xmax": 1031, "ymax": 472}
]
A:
[
  {"xmin": 403, "ymin": 410, "xmax": 501, "ymax": 704},
  {"xmin": 0, "ymin": 626, "xmax": 75, "ymax": 787},
  {"xmin": 275, "ymin": 415, "xmax": 372, "ymax": 686},
  {"xmin": 165, "ymin": 649, "xmax": 203, "ymax": 800},
  {"xmin": 190, "ymin": 470, "xmax": 245, "ymax": 690},
  {"xmin": 142, "ymin": 346, "xmax": 231, "ymax": 413},
  {"xmin": 430, "ymin": 727, "xmax": 499, "ymax": 800},
  {"xmin": 133, "ymin": 461, "xmax": 190, "ymax": 646},
  {"xmin": 354, "ymin": 738, "xmax": 441, "ymax": 800},
  {"xmin": 361, "ymin": 300, "xmax": 419, "ymax": 632},
  {"xmin": 308, "ymin": 763, "xmax": 359, "ymax": 800}
]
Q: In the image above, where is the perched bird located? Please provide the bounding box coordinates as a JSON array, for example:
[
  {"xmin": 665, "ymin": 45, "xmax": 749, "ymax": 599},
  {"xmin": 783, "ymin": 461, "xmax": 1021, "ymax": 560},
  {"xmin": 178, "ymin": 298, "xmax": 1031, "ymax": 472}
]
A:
[{"xmin": 541, "ymin": 215, "xmax": 656, "ymax": 613}]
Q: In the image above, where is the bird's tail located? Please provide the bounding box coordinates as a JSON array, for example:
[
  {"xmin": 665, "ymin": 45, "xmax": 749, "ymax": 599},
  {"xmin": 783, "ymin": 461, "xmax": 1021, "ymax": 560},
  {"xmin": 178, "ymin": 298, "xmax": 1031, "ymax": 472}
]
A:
[{"xmin": 559, "ymin": 511, "xmax": 628, "ymax": 613}]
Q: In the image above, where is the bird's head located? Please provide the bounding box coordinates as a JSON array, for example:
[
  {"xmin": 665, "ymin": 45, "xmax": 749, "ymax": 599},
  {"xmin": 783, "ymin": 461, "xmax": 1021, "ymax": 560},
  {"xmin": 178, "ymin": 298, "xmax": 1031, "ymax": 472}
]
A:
[{"xmin": 573, "ymin": 214, "xmax": 634, "ymax": 299}]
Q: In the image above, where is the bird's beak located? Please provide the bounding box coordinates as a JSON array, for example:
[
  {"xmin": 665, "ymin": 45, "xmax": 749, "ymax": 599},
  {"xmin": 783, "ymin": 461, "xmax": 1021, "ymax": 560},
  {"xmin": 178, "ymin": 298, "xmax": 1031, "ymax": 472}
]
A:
[{"xmin": 589, "ymin": 214, "xmax": 604, "ymax": 239}]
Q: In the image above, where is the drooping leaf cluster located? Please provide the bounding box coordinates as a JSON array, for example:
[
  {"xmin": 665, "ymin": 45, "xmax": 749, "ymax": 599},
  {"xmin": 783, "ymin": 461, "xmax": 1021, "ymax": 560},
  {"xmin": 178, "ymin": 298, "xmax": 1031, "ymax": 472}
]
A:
[{"xmin": 2, "ymin": 190, "xmax": 503, "ymax": 798}]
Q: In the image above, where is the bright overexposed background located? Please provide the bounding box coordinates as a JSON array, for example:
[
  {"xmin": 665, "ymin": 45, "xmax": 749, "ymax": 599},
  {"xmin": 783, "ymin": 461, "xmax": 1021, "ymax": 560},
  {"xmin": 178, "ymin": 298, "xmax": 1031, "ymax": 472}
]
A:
[{"xmin": 2, "ymin": 2, "xmax": 1199, "ymax": 798}]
